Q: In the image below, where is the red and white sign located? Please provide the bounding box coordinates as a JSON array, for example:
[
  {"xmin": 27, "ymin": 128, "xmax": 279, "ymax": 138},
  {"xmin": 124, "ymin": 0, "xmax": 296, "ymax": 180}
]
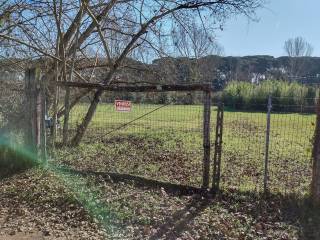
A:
[{"xmin": 115, "ymin": 100, "xmax": 132, "ymax": 112}]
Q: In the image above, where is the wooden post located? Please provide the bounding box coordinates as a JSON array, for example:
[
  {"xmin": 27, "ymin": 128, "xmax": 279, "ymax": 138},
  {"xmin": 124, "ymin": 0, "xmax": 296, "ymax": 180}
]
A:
[
  {"xmin": 25, "ymin": 68, "xmax": 41, "ymax": 157},
  {"xmin": 264, "ymin": 95, "xmax": 272, "ymax": 194},
  {"xmin": 202, "ymin": 89, "xmax": 211, "ymax": 189},
  {"xmin": 212, "ymin": 102, "xmax": 224, "ymax": 193},
  {"xmin": 40, "ymin": 75, "xmax": 47, "ymax": 164},
  {"xmin": 312, "ymin": 98, "xmax": 320, "ymax": 205},
  {"xmin": 25, "ymin": 69, "xmax": 33, "ymax": 151}
]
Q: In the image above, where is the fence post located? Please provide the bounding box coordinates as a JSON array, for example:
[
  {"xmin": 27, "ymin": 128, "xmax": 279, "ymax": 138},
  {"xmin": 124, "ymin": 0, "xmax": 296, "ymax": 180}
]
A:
[
  {"xmin": 40, "ymin": 75, "xmax": 47, "ymax": 165},
  {"xmin": 312, "ymin": 98, "xmax": 320, "ymax": 205},
  {"xmin": 212, "ymin": 102, "xmax": 224, "ymax": 193},
  {"xmin": 264, "ymin": 95, "xmax": 272, "ymax": 194},
  {"xmin": 25, "ymin": 68, "xmax": 42, "ymax": 158},
  {"xmin": 202, "ymin": 89, "xmax": 211, "ymax": 189}
]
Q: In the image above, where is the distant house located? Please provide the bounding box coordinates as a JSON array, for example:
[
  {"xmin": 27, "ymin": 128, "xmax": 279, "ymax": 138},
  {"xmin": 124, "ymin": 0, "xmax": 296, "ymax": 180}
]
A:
[{"xmin": 251, "ymin": 73, "xmax": 266, "ymax": 84}]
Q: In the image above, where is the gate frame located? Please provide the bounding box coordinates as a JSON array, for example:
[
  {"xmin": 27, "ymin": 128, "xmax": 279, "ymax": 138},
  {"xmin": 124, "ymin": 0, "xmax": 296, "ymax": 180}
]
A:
[
  {"xmin": 56, "ymin": 81, "xmax": 219, "ymax": 190},
  {"xmin": 212, "ymin": 102, "xmax": 224, "ymax": 193}
]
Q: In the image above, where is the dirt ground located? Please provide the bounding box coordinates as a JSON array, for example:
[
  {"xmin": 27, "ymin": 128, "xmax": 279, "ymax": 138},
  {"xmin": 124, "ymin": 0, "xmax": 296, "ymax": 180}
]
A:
[
  {"xmin": 0, "ymin": 169, "xmax": 106, "ymax": 240},
  {"xmin": 1, "ymin": 167, "xmax": 320, "ymax": 240}
]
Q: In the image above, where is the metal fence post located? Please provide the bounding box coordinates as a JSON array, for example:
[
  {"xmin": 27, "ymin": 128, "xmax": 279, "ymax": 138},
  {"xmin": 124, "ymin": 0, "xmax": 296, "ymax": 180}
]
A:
[
  {"xmin": 212, "ymin": 102, "xmax": 224, "ymax": 193},
  {"xmin": 264, "ymin": 95, "xmax": 272, "ymax": 194},
  {"xmin": 202, "ymin": 89, "xmax": 211, "ymax": 189}
]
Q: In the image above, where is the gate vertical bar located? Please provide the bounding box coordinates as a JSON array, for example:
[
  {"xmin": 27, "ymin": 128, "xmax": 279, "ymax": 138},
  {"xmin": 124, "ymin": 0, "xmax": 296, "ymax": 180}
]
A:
[
  {"xmin": 264, "ymin": 95, "xmax": 272, "ymax": 194},
  {"xmin": 212, "ymin": 102, "xmax": 224, "ymax": 193},
  {"xmin": 202, "ymin": 89, "xmax": 211, "ymax": 189}
]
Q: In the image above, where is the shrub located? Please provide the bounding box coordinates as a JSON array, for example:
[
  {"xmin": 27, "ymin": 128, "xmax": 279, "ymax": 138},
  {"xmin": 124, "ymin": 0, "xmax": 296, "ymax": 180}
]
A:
[{"xmin": 222, "ymin": 80, "xmax": 318, "ymax": 112}]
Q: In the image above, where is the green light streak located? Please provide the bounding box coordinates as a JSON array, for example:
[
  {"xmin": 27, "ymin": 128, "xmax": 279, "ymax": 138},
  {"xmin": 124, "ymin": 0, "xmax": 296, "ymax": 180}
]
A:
[
  {"xmin": 49, "ymin": 164, "xmax": 125, "ymax": 238},
  {"xmin": 0, "ymin": 136, "xmax": 125, "ymax": 239}
]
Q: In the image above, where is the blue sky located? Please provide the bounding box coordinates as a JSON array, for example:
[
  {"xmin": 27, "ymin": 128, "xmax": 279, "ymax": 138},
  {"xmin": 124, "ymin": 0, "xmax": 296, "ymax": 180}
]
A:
[{"xmin": 217, "ymin": 0, "xmax": 319, "ymax": 57}]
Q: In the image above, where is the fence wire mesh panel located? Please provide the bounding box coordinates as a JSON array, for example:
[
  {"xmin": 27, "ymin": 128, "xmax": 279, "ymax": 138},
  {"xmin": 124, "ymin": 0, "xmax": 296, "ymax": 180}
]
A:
[
  {"xmin": 218, "ymin": 106, "xmax": 266, "ymax": 192},
  {"xmin": 218, "ymin": 96, "xmax": 316, "ymax": 195},
  {"xmin": 0, "ymin": 75, "xmax": 31, "ymax": 176},
  {"xmin": 55, "ymin": 90, "xmax": 206, "ymax": 187},
  {"xmin": 53, "ymin": 86, "xmax": 317, "ymax": 195},
  {"xmin": 268, "ymin": 98, "xmax": 314, "ymax": 195}
]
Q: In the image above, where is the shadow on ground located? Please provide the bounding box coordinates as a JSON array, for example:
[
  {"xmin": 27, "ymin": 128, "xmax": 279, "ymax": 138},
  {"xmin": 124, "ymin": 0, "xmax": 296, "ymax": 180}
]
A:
[{"xmin": 57, "ymin": 166, "xmax": 320, "ymax": 240}]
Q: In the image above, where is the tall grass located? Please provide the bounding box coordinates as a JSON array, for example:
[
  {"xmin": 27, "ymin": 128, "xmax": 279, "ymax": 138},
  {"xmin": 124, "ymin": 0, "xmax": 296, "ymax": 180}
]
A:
[{"xmin": 222, "ymin": 80, "xmax": 318, "ymax": 112}]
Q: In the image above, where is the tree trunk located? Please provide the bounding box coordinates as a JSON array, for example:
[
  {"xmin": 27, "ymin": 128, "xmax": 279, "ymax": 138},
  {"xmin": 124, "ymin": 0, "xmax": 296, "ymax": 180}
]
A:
[
  {"xmin": 312, "ymin": 99, "xmax": 320, "ymax": 205},
  {"xmin": 71, "ymin": 88, "xmax": 103, "ymax": 146},
  {"xmin": 62, "ymin": 87, "xmax": 71, "ymax": 145},
  {"xmin": 57, "ymin": 89, "xmax": 91, "ymax": 118},
  {"xmin": 69, "ymin": 11, "xmax": 161, "ymax": 146}
]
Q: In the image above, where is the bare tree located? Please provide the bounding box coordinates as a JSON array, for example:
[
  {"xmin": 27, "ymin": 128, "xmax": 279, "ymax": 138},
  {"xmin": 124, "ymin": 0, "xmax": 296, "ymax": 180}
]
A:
[
  {"xmin": 0, "ymin": 0, "xmax": 265, "ymax": 146},
  {"xmin": 284, "ymin": 36, "xmax": 314, "ymax": 78},
  {"xmin": 172, "ymin": 20, "xmax": 224, "ymax": 59},
  {"xmin": 171, "ymin": 19, "xmax": 224, "ymax": 81},
  {"xmin": 284, "ymin": 36, "xmax": 313, "ymax": 57}
]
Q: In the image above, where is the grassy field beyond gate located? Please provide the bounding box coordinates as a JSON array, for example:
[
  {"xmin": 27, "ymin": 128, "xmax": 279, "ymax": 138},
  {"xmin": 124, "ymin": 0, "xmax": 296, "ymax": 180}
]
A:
[{"xmin": 56, "ymin": 103, "xmax": 314, "ymax": 195}]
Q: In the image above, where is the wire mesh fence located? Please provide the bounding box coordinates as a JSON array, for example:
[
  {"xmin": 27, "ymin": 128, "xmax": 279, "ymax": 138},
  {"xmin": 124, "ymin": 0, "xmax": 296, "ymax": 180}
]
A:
[
  {"xmin": 268, "ymin": 100, "xmax": 314, "ymax": 194},
  {"xmin": 54, "ymin": 87, "xmax": 316, "ymax": 196},
  {"xmin": 0, "ymin": 79, "xmax": 34, "ymax": 176},
  {"xmin": 55, "ymin": 90, "xmax": 206, "ymax": 188},
  {"xmin": 0, "ymin": 67, "xmax": 317, "ymax": 195},
  {"xmin": 0, "ymin": 81, "xmax": 28, "ymax": 141},
  {"xmin": 219, "ymin": 97, "xmax": 315, "ymax": 195},
  {"xmin": 218, "ymin": 107, "xmax": 267, "ymax": 192}
]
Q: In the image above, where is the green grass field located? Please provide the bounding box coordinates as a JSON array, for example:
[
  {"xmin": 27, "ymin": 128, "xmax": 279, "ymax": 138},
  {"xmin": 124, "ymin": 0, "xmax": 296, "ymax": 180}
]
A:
[{"xmin": 56, "ymin": 103, "xmax": 315, "ymax": 195}]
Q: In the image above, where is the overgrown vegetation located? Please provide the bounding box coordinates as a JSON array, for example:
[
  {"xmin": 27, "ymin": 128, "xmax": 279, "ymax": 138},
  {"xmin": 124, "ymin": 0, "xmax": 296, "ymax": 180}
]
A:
[
  {"xmin": 222, "ymin": 80, "xmax": 318, "ymax": 111},
  {"xmin": 93, "ymin": 80, "xmax": 320, "ymax": 109},
  {"xmin": 101, "ymin": 91, "xmax": 204, "ymax": 105}
]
